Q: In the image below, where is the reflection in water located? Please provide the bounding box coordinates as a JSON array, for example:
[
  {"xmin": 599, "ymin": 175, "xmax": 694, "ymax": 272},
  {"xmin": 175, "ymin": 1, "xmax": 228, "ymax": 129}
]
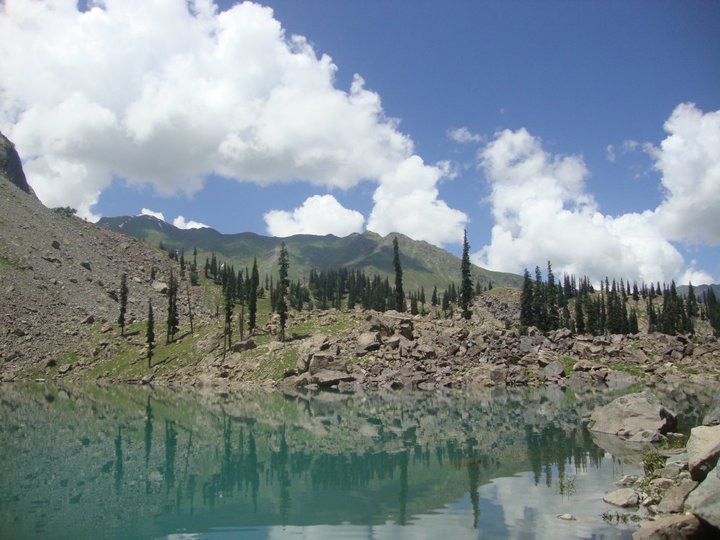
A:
[{"xmin": 0, "ymin": 383, "xmax": 715, "ymax": 540}]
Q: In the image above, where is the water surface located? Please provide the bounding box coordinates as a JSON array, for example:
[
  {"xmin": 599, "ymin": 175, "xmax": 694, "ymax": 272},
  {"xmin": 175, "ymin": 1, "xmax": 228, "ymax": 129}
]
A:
[{"xmin": 0, "ymin": 382, "xmax": 713, "ymax": 539}]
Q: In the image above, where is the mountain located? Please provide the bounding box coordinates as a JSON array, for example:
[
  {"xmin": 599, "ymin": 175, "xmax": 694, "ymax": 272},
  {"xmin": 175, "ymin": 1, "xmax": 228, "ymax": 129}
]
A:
[
  {"xmin": 678, "ymin": 283, "xmax": 720, "ymax": 299},
  {"xmin": 97, "ymin": 215, "xmax": 523, "ymax": 291}
]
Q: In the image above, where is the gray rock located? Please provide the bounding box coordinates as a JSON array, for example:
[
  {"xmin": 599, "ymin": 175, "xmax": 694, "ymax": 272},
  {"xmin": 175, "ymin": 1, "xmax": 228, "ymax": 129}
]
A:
[
  {"xmin": 151, "ymin": 281, "xmax": 168, "ymax": 295},
  {"xmin": 656, "ymin": 479, "xmax": 697, "ymax": 514},
  {"xmin": 685, "ymin": 461, "xmax": 720, "ymax": 529},
  {"xmin": 141, "ymin": 373, "xmax": 154, "ymax": 385},
  {"xmin": 631, "ymin": 514, "xmax": 707, "ymax": 540},
  {"xmin": 542, "ymin": 360, "xmax": 565, "ymax": 379},
  {"xmin": 356, "ymin": 332, "xmax": 381, "ymax": 354},
  {"xmin": 310, "ymin": 369, "xmax": 356, "ymax": 388},
  {"xmin": 80, "ymin": 261, "xmax": 92, "ymax": 271},
  {"xmin": 308, "ymin": 352, "xmax": 337, "ymax": 374},
  {"xmin": 556, "ymin": 513, "xmax": 576, "ymax": 521},
  {"xmin": 58, "ymin": 364, "xmax": 72, "ymax": 375},
  {"xmin": 230, "ymin": 339, "xmax": 256, "ymax": 353},
  {"xmin": 686, "ymin": 424, "xmax": 720, "ymax": 482},
  {"xmin": 573, "ymin": 359, "xmax": 594, "ymax": 372},
  {"xmin": 603, "ymin": 487, "xmax": 639, "ymax": 508},
  {"xmin": 588, "ymin": 392, "xmax": 677, "ymax": 440}
]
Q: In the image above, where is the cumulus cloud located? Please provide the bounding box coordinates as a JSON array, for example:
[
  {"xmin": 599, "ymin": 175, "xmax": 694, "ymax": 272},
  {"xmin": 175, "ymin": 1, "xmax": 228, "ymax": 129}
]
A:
[
  {"xmin": 367, "ymin": 156, "xmax": 468, "ymax": 246},
  {"xmin": 651, "ymin": 103, "xmax": 720, "ymax": 246},
  {"xmin": 448, "ymin": 127, "xmax": 483, "ymax": 144},
  {"xmin": 264, "ymin": 194, "xmax": 364, "ymax": 237},
  {"xmin": 140, "ymin": 208, "xmax": 165, "ymax": 221},
  {"xmin": 173, "ymin": 215, "xmax": 209, "ymax": 229},
  {"xmin": 474, "ymin": 122, "xmax": 712, "ymax": 284},
  {"xmin": 0, "ymin": 0, "xmax": 463, "ymax": 244}
]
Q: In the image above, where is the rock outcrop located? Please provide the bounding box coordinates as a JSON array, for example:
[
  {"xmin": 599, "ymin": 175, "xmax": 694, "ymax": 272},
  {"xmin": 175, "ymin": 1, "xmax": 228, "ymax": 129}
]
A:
[
  {"xmin": 0, "ymin": 132, "xmax": 34, "ymax": 195},
  {"xmin": 588, "ymin": 392, "xmax": 677, "ymax": 442}
]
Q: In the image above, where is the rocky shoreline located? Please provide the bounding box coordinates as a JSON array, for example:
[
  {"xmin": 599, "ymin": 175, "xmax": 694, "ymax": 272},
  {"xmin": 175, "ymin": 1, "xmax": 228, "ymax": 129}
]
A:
[{"xmin": 587, "ymin": 391, "xmax": 720, "ymax": 538}]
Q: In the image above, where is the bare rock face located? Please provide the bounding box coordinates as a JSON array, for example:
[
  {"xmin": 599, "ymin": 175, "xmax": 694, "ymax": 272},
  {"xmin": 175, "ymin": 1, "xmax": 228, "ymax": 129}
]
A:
[
  {"xmin": 587, "ymin": 392, "xmax": 677, "ymax": 442},
  {"xmin": 0, "ymin": 132, "xmax": 34, "ymax": 196}
]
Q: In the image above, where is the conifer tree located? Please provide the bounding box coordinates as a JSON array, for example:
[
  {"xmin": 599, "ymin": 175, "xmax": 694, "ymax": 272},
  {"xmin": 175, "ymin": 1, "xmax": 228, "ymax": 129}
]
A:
[
  {"xmin": 146, "ymin": 299, "xmax": 154, "ymax": 369},
  {"xmin": 460, "ymin": 230, "xmax": 473, "ymax": 320},
  {"xmin": 223, "ymin": 279, "xmax": 233, "ymax": 356},
  {"xmin": 431, "ymin": 286, "xmax": 438, "ymax": 306},
  {"xmin": 118, "ymin": 273, "xmax": 128, "ymax": 337},
  {"xmin": 248, "ymin": 257, "xmax": 259, "ymax": 333},
  {"xmin": 520, "ymin": 269, "xmax": 534, "ymax": 329},
  {"xmin": 166, "ymin": 271, "xmax": 179, "ymax": 344},
  {"xmin": 277, "ymin": 242, "xmax": 290, "ymax": 341},
  {"xmin": 392, "ymin": 236, "xmax": 405, "ymax": 312}
]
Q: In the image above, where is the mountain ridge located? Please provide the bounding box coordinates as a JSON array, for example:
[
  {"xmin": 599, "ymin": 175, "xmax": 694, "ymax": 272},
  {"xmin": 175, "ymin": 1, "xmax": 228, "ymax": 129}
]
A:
[{"xmin": 98, "ymin": 214, "xmax": 523, "ymax": 291}]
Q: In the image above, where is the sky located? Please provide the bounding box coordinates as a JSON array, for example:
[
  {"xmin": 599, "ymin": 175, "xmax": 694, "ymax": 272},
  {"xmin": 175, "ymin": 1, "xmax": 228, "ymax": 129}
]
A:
[{"xmin": 1, "ymin": 0, "xmax": 719, "ymax": 285}]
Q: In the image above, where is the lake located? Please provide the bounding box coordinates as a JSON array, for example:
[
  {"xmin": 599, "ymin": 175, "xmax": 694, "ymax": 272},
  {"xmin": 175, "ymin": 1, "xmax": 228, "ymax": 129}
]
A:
[{"xmin": 0, "ymin": 381, "xmax": 714, "ymax": 539}]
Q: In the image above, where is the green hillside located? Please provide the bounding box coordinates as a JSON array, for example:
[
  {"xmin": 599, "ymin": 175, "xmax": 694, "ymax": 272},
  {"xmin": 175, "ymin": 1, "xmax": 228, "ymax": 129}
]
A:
[{"xmin": 97, "ymin": 215, "xmax": 522, "ymax": 291}]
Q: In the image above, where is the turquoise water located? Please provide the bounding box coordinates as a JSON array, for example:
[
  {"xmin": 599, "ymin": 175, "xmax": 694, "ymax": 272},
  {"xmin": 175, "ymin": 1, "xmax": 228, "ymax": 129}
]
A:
[{"xmin": 0, "ymin": 383, "xmax": 710, "ymax": 539}]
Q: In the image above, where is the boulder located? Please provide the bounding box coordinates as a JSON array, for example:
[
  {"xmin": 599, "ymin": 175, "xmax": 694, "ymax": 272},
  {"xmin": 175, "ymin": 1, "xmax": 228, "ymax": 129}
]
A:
[
  {"xmin": 308, "ymin": 352, "xmax": 338, "ymax": 374},
  {"xmin": 686, "ymin": 424, "xmax": 720, "ymax": 482},
  {"xmin": 685, "ymin": 461, "xmax": 720, "ymax": 530},
  {"xmin": 295, "ymin": 334, "xmax": 329, "ymax": 373},
  {"xmin": 151, "ymin": 281, "xmax": 168, "ymax": 294},
  {"xmin": 231, "ymin": 339, "xmax": 256, "ymax": 353},
  {"xmin": 632, "ymin": 514, "xmax": 708, "ymax": 540},
  {"xmin": 573, "ymin": 359, "xmax": 594, "ymax": 372},
  {"xmin": 542, "ymin": 360, "xmax": 565, "ymax": 379},
  {"xmin": 603, "ymin": 487, "xmax": 639, "ymax": 508},
  {"xmin": 655, "ymin": 479, "xmax": 697, "ymax": 514},
  {"xmin": 310, "ymin": 369, "xmax": 356, "ymax": 388},
  {"xmin": 356, "ymin": 332, "xmax": 381, "ymax": 354},
  {"xmin": 587, "ymin": 392, "xmax": 677, "ymax": 441}
]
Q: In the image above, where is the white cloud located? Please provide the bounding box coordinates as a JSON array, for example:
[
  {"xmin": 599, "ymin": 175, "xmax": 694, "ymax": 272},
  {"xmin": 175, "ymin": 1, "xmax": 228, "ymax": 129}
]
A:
[
  {"xmin": 474, "ymin": 125, "xmax": 712, "ymax": 284},
  {"xmin": 650, "ymin": 103, "xmax": 720, "ymax": 246},
  {"xmin": 1, "ymin": 0, "xmax": 468, "ymax": 242},
  {"xmin": 264, "ymin": 194, "xmax": 364, "ymax": 237},
  {"xmin": 140, "ymin": 208, "xmax": 165, "ymax": 221},
  {"xmin": 173, "ymin": 215, "xmax": 209, "ymax": 229},
  {"xmin": 448, "ymin": 127, "xmax": 483, "ymax": 144},
  {"xmin": 367, "ymin": 156, "xmax": 468, "ymax": 246}
]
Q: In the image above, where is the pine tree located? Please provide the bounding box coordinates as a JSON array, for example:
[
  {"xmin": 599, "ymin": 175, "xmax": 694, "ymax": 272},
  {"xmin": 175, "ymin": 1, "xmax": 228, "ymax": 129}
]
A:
[
  {"xmin": 166, "ymin": 271, "xmax": 179, "ymax": 344},
  {"xmin": 118, "ymin": 273, "xmax": 128, "ymax": 336},
  {"xmin": 520, "ymin": 269, "xmax": 534, "ymax": 329},
  {"xmin": 460, "ymin": 230, "xmax": 473, "ymax": 320},
  {"xmin": 277, "ymin": 242, "xmax": 290, "ymax": 341},
  {"xmin": 223, "ymin": 279, "xmax": 233, "ymax": 356},
  {"xmin": 146, "ymin": 299, "xmax": 154, "ymax": 369},
  {"xmin": 248, "ymin": 257, "xmax": 259, "ymax": 333},
  {"xmin": 431, "ymin": 286, "xmax": 438, "ymax": 306},
  {"xmin": 393, "ymin": 236, "xmax": 405, "ymax": 312}
]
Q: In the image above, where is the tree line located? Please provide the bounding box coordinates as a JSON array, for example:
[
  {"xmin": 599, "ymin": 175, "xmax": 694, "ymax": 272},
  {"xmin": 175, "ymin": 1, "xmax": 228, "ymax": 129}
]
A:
[{"xmin": 520, "ymin": 262, "xmax": 720, "ymax": 337}]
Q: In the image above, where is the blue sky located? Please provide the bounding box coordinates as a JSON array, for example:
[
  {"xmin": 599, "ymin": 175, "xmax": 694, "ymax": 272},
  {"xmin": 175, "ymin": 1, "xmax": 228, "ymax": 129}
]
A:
[{"xmin": 1, "ymin": 0, "xmax": 719, "ymax": 284}]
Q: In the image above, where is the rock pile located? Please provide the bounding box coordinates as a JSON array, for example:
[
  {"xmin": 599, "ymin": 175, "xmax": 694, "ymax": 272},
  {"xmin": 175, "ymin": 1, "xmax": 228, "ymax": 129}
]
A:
[{"xmin": 278, "ymin": 309, "xmax": 719, "ymax": 391}]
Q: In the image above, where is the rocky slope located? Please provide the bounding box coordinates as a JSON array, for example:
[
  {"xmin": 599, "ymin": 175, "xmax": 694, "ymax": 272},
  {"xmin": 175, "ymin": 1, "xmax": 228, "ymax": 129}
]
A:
[{"xmin": 0, "ymin": 137, "xmax": 209, "ymax": 379}]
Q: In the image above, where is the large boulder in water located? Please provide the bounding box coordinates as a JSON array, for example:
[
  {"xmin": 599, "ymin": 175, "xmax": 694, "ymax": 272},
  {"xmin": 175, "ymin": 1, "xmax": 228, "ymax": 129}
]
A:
[{"xmin": 587, "ymin": 392, "xmax": 677, "ymax": 442}]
